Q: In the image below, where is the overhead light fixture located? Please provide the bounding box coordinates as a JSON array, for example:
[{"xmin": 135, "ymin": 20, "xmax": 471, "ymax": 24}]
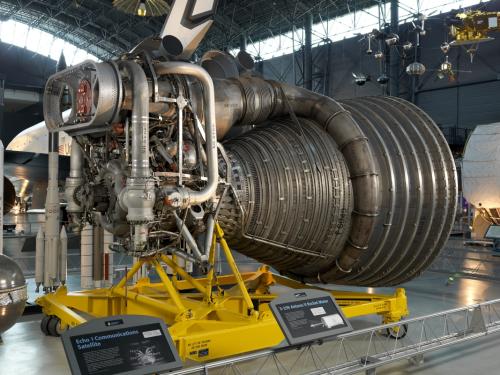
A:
[
  {"xmin": 113, "ymin": 0, "xmax": 170, "ymax": 17},
  {"xmin": 137, "ymin": 0, "xmax": 146, "ymax": 16}
]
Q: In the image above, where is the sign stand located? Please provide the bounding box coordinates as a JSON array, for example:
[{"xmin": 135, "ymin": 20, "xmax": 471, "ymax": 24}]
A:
[
  {"xmin": 61, "ymin": 315, "xmax": 182, "ymax": 375},
  {"xmin": 270, "ymin": 289, "xmax": 353, "ymax": 346}
]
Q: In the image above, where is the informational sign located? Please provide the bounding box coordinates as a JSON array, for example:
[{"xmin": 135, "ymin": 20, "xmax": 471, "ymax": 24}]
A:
[
  {"xmin": 61, "ymin": 315, "xmax": 182, "ymax": 375},
  {"xmin": 270, "ymin": 289, "xmax": 353, "ymax": 345},
  {"xmin": 485, "ymin": 225, "xmax": 500, "ymax": 239}
]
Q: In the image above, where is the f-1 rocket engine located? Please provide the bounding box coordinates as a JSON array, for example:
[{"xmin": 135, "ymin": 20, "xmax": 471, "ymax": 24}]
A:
[{"xmin": 37, "ymin": 0, "xmax": 457, "ymax": 288}]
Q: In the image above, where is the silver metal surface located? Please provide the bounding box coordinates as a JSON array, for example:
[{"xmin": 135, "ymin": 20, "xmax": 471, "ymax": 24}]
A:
[
  {"xmin": 0, "ymin": 254, "xmax": 27, "ymax": 334},
  {"xmin": 219, "ymin": 118, "xmax": 353, "ymax": 275},
  {"xmin": 215, "ymin": 77, "xmax": 457, "ymax": 286},
  {"xmin": 43, "ymin": 61, "xmax": 122, "ymax": 135}
]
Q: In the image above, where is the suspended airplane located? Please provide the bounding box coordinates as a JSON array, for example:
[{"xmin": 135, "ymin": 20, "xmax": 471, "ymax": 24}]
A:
[{"xmin": 3, "ymin": 112, "xmax": 72, "ymax": 213}]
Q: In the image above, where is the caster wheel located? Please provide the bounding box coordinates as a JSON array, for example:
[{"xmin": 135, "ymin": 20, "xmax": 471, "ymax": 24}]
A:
[
  {"xmin": 385, "ymin": 323, "xmax": 408, "ymax": 339},
  {"xmin": 40, "ymin": 315, "xmax": 51, "ymax": 336},
  {"xmin": 47, "ymin": 316, "xmax": 64, "ymax": 337}
]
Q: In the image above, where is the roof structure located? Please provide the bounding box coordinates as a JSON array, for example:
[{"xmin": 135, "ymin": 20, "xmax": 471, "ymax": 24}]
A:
[{"xmin": 0, "ymin": 0, "xmax": 376, "ymax": 60}]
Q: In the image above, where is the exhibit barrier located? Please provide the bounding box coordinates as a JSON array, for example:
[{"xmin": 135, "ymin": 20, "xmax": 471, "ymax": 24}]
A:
[{"xmin": 170, "ymin": 298, "xmax": 500, "ymax": 375}]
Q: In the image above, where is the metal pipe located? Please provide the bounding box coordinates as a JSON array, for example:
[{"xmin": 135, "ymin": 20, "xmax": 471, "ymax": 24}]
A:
[
  {"xmin": 154, "ymin": 62, "xmax": 218, "ymax": 209},
  {"xmin": 124, "ymin": 117, "xmax": 129, "ymax": 164},
  {"xmin": 118, "ymin": 61, "xmax": 150, "ymax": 179},
  {"xmin": 304, "ymin": 12, "xmax": 313, "ymax": 90},
  {"xmin": 177, "ymin": 100, "xmax": 184, "ymax": 186},
  {"xmin": 204, "ymin": 214, "xmax": 215, "ymax": 255},
  {"xmin": 173, "ymin": 212, "xmax": 205, "ymax": 262},
  {"xmin": 389, "ymin": 0, "xmax": 400, "ymax": 96},
  {"xmin": 151, "ymin": 135, "xmax": 173, "ymax": 164},
  {"xmin": 118, "ymin": 61, "xmax": 155, "ymax": 248}
]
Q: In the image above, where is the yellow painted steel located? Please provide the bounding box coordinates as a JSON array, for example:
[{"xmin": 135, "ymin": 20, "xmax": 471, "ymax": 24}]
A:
[
  {"xmin": 215, "ymin": 222, "xmax": 255, "ymax": 313},
  {"xmin": 36, "ymin": 222, "xmax": 409, "ymax": 362}
]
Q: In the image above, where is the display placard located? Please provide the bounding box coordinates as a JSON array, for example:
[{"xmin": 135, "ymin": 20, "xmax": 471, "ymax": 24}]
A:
[
  {"xmin": 270, "ymin": 289, "xmax": 353, "ymax": 345},
  {"xmin": 485, "ymin": 225, "xmax": 500, "ymax": 239},
  {"xmin": 61, "ymin": 315, "xmax": 182, "ymax": 375}
]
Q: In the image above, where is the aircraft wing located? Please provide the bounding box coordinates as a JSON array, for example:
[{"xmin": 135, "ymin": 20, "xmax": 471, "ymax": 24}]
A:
[{"xmin": 4, "ymin": 150, "xmax": 70, "ymax": 181}]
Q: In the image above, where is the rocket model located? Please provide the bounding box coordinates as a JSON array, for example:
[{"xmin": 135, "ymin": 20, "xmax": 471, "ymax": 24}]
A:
[
  {"xmin": 35, "ymin": 131, "xmax": 67, "ymax": 293},
  {"xmin": 35, "ymin": 52, "xmax": 69, "ymax": 293}
]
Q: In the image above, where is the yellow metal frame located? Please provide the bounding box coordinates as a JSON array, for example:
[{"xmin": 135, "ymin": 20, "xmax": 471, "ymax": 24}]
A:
[{"xmin": 36, "ymin": 222, "xmax": 409, "ymax": 362}]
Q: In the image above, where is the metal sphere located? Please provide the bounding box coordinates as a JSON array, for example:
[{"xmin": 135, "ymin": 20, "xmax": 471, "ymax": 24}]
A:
[
  {"xmin": 406, "ymin": 62, "xmax": 426, "ymax": 76},
  {"xmin": 0, "ymin": 254, "xmax": 27, "ymax": 335}
]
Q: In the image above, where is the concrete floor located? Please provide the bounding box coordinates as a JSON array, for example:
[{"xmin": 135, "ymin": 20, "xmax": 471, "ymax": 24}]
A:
[{"xmin": 2, "ymin": 238, "xmax": 500, "ymax": 374}]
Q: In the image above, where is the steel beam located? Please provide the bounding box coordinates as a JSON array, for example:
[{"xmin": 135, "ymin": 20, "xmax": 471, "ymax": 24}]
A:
[
  {"xmin": 304, "ymin": 12, "xmax": 313, "ymax": 90},
  {"xmin": 389, "ymin": 0, "xmax": 400, "ymax": 96}
]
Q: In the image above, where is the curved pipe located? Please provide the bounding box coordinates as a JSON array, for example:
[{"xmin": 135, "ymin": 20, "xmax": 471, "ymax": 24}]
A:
[
  {"xmin": 217, "ymin": 77, "xmax": 381, "ymax": 280},
  {"xmin": 277, "ymin": 84, "xmax": 381, "ymax": 281},
  {"xmin": 154, "ymin": 62, "xmax": 218, "ymax": 208}
]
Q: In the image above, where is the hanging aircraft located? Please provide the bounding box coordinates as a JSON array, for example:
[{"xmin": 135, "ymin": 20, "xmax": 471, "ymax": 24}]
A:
[{"xmin": 3, "ymin": 114, "xmax": 71, "ymax": 213}]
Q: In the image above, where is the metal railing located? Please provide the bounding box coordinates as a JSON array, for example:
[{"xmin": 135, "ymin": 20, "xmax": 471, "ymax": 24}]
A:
[{"xmin": 169, "ymin": 298, "xmax": 500, "ymax": 375}]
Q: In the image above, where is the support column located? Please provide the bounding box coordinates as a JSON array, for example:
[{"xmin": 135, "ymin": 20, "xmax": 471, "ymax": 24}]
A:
[
  {"xmin": 0, "ymin": 79, "xmax": 4, "ymax": 253},
  {"xmin": 0, "ymin": 76, "xmax": 5, "ymax": 146},
  {"xmin": 240, "ymin": 32, "xmax": 247, "ymax": 52},
  {"xmin": 0, "ymin": 141, "xmax": 3, "ymax": 256},
  {"xmin": 389, "ymin": 0, "xmax": 400, "ymax": 97},
  {"xmin": 304, "ymin": 12, "xmax": 313, "ymax": 90}
]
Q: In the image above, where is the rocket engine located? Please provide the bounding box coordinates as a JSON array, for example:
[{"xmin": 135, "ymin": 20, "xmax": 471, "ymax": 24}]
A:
[{"xmin": 38, "ymin": 0, "xmax": 457, "ymax": 289}]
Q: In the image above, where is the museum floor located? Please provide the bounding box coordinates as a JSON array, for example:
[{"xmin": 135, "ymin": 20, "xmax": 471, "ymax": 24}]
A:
[{"xmin": 2, "ymin": 237, "xmax": 500, "ymax": 375}]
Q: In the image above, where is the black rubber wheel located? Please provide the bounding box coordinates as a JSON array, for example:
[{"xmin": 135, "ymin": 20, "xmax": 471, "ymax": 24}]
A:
[
  {"xmin": 40, "ymin": 315, "xmax": 51, "ymax": 336},
  {"xmin": 385, "ymin": 323, "xmax": 408, "ymax": 339},
  {"xmin": 47, "ymin": 316, "xmax": 64, "ymax": 337}
]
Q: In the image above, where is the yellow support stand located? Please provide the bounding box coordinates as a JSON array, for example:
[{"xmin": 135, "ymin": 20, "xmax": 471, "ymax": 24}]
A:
[{"xmin": 36, "ymin": 222, "xmax": 409, "ymax": 362}]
